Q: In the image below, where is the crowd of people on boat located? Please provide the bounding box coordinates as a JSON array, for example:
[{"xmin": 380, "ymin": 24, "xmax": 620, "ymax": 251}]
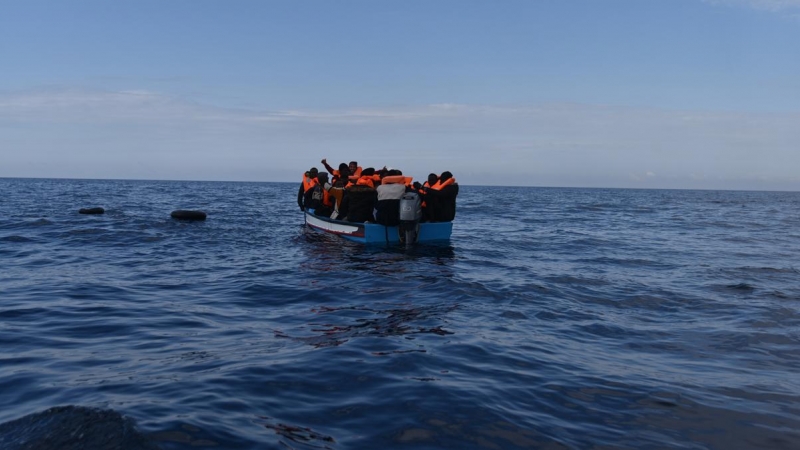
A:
[{"xmin": 297, "ymin": 159, "xmax": 459, "ymax": 225}]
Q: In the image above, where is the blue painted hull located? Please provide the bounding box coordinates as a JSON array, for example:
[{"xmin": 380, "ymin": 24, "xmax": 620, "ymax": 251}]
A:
[{"xmin": 304, "ymin": 211, "xmax": 452, "ymax": 244}]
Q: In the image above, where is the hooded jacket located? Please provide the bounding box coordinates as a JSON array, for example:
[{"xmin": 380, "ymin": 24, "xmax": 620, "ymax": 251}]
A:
[
  {"xmin": 425, "ymin": 179, "xmax": 459, "ymax": 222},
  {"xmin": 339, "ymin": 184, "xmax": 377, "ymax": 223}
]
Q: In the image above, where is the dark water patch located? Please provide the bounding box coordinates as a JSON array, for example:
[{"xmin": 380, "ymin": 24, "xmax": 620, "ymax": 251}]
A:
[
  {"xmin": 0, "ymin": 235, "xmax": 36, "ymax": 243},
  {"xmin": 769, "ymin": 290, "xmax": 800, "ymax": 301},
  {"xmin": 575, "ymin": 322, "xmax": 649, "ymax": 342},
  {"xmin": 725, "ymin": 282, "xmax": 756, "ymax": 292},
  {"xmin": 499, "ymin": 310, "xmax": 528, "ymax": 320},
  {"xmin": 737, "ymin": 266, "xmax": 799, "ymax": 275},
  {"xmin": 0, "ymin": 406, "xmax": 159, "ymax": 450},
  {"xmin": 0, "ymin": 306, "xmax": 50, "ymax": 320},
  {"xmin": 149, "ymin": 428, "xmax": 219, "ymax": 449}
]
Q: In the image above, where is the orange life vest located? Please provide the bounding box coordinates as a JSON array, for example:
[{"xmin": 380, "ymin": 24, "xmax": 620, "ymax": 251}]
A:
[
  {"xmin": 431, "ymin": 177, "xmax": 455, "ymax": 190},
  {"xmin": 322, "ymin": 186, "xmax": 332, "ymax": 207},
  {"xmin": 355, "ymin": 175, "xmax": 375, "ymax": 189},
  {"xmin": 347, "ymin": 166, "xmax": 363, "ymax": 182},
  {"xmin": 302, "ymin": 173, "xmax": 318, "ymax": 193},
  {"xmin": 328, "ymin": 186, "xmax": 345, "ymax": 209},
  {"xmin": 381, "ymin": 175, "xmax": 413, "ymax": 187}
]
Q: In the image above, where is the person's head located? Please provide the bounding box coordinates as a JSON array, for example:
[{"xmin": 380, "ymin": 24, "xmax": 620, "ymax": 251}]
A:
[
  {"xmin": 316, "ymin": 172, "xmax": 329, "ymax": 184},
  {"xmin": 361, "ymin": 167, "xmax": 375, "ymax": 177},
  {"xmin": 349, "ymin": 161, "xmax": 358, "ymax": 173},
  {"xmin": 338, "ymin": 163, "xmax": 350, "ymax": 177},
  {"xmin": 388, "ymin": 169, "xmax": 402, "ymax": 176},
  {"xmin": 440, "ymin": 171, "xmax": 453, "ymax": 182},
  {"xmin": 309, "ymin": 167, "xmax": 318, "ymax": 177},
  {"xmin": 427, "ymin": 173, "xmax": 438, "ymax": 185}
]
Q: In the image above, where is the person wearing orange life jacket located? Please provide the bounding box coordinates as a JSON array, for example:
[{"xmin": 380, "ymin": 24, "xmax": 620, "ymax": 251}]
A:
[
  {"xmin": 320, "ymin": 159, "xmax": 351, "ymax": 185},
  {"xmin": 339, "ymin": 168, "xmax": 378, "ymax": 222},
  {"xmin": 346, "ymin": 167, "xmax": 379, "ymax": 189},
  {"xmin": 421, "ymin": 171, "xmax": 458, "ymax": 222},
  {"xmin": 305, "ymin": 172, "xmax": 335, "ymax": 217},
  {"xmin": 347, "ymin": 161, "xmax": 363, "ymax": 182},
  {"xmin": 415, "ymin": 173, "xmax": 439, "ymax": 222},
  {"xmin": 297, "ymin": 167, "xmax": 319, "ymax": 211},
  {"xmin": 327, "ymin": 166, "xmax": 349, "ymax": 219}
]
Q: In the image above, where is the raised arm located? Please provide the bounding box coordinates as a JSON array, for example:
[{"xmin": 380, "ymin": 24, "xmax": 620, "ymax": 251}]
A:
[{"xmin": 321, "ymin": 158, "xmax": 336, "ymax": 175}]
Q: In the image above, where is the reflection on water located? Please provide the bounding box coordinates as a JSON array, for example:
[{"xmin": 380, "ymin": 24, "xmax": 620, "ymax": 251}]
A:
[{"xmin": 275, "ymin": 303, "xmax": 457, "ymax": 349}]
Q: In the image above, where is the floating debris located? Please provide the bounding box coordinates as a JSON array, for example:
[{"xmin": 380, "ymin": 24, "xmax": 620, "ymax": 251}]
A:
[
  {"xmin": 171, "ymin": 210, "xmax": 207, "ymax": 221},
  {"xmin": 78, "ymin": 207, "xmax": 105, "ymax": 214}
]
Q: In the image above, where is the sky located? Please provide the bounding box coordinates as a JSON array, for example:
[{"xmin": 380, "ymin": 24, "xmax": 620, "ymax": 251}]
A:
[{"xmin": 1, "ymin": 0, "xmax": 799, "ymax": 189}]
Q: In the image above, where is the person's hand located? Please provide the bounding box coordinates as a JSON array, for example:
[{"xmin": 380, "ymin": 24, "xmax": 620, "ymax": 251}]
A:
[{"xmin": 321, "ymin": 158, "xmax": 327, "ymax": 164}]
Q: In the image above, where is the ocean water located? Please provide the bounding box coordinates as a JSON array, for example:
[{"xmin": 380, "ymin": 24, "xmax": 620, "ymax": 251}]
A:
[{"xmin": 1, "ymin": 178, "xmax": 799, "ymax": 450}]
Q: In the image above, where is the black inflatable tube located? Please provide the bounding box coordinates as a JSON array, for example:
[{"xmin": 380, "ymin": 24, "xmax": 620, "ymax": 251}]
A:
[
  {"xmin": 79, "ymin": 207, "xmax": 105, "ymax": 215},
  {"xmin": 171, "ymin": 210, "xmax": 207, "ymax": 221}
]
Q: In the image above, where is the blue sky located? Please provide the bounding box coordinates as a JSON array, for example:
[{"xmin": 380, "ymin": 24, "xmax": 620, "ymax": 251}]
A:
[{"xmin": 1, "ymin": 0, "xmax": 799, "ymax": 189}]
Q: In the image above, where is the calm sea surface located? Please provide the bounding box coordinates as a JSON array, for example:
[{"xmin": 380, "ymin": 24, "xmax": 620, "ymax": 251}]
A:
[{"xmin": 1, "ymin": 178, "xmax": 799, "ymax": 450}]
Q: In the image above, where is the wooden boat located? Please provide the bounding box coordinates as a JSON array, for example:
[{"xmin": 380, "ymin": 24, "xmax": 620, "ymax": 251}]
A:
[{"xmin": 304, "ymin": 210, "xmax": 452, "ymax": 244}]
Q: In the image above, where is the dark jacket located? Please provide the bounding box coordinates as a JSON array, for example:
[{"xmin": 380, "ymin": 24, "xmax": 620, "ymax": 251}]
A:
[
  {"xmin": 340, "ymin": 185, "xmax": 377, "ymax": 223},
  {"xmin": 426, "ymin": 183, "xmax": 459, "ymax": 222},
  {"xmin": 297, "ymin": 183, "xmax": 306, "ymax": 209},
  {"xmin": 305, "ymin": 183, "xmax": 332, "ymax": 217}
]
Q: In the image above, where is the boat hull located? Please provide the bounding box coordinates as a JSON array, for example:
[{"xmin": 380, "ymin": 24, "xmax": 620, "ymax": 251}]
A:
[{"xmin": 304, "ymin": 211, "xmax": 452, "ymax": 244}]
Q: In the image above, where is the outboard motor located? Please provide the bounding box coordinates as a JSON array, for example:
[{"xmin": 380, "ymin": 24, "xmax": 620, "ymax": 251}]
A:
[{"xmin": 398, "ymin": 192, "xmax": 422, "ymax": 245}]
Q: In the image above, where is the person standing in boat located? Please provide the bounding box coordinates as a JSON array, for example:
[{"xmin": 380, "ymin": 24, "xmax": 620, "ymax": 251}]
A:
[
  {"xmin": 298, "ymin": 167, "xmax": 319, "ymax": 211},
  {"xmin": 422, "ymin": 171, "xmax": 458, "ymax": 222}
]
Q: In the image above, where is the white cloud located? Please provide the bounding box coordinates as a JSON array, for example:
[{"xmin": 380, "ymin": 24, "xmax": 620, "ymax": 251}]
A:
[
  {"xmin": 704, "ymin": 0, "xmax": 800, "ymax": 12},
  {"xmin": 1, "ymin": 89, "xmax": 799, "ymax": 190}
]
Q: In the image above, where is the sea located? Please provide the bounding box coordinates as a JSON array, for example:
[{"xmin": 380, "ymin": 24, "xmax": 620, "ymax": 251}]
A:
[{"xmin": 1, "ymin": 177, "xmax": 799, "ymax": 450}]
